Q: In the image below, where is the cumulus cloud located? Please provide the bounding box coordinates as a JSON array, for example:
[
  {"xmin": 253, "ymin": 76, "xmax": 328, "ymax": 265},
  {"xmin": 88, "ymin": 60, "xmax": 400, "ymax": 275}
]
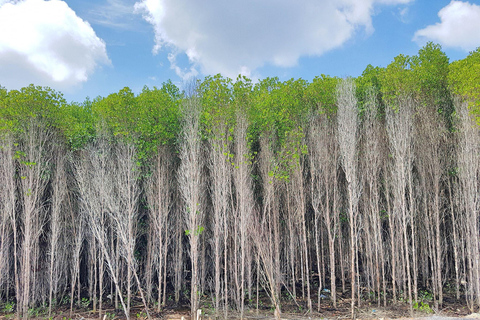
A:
[
  {"xmin": 135, "ymin": 0, "xmax": 412, "ymax": 80},
  {"xmin": 0, "ymin": 0, "xmax": 110, "ymax": 90},
  {"xmin": 413, "ymin": 1, "xmax": 480, "ymax": 51}
]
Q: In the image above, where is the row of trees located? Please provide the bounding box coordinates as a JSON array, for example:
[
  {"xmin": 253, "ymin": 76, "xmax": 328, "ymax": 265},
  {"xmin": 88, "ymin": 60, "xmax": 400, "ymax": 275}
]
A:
[{"xmin": 1, "ymin": 43, "xmax": 480, "ymax": 320}]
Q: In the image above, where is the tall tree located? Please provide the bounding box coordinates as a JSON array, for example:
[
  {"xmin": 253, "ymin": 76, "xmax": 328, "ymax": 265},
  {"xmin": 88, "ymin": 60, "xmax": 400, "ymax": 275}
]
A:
[
  {"xmin": 111, "ymin": 141, "xmax": 150, "ymax": 318},
  {"xmin": 48, "ymin": 144, "xmax": 68, "ymax": 316},
  {"xmin": 178, "ymin": 93, "xmax": 205, "ymax": 319},
  {"xmin": 456, "ymin": 99, "xmax": 480, "ymax": 309},
  {"xmin": 337, "ymin": 77, "xmax": 361, "ymax": 318},
  {"xmin": 308, "ymin": 113, "xmax": 339, "ymax": 309},
  {"xmin": 16, "ymin": 118, "xmax": 53, "ymax": 319},
  {"xmin": 415, "ymin": 105, "xmax": 447, "ymax": 308},
  {"xmin": 232, "ymin": 109, "xmax": 255, "ymax": 318},
  {"xmin": 145, "ymin": 145, "xmax": 173, "ymax": 311},
  {"xmin": 359, "ymin": 86, "xmax": 386, "ymax": 306},
  {"xmin": 75, "ymin": 134, "xmax": 129, "ymax": 320},
  {"xmin": 255, "ymin": 134, "xmax": 282, "ymax": 320},
  {"xmin": 0, "ymin": 134, "xmax": 15, "ymax": 300},
  {"xmin": 386, "ymin": 96, "xmax": 414, "ymax": 312}
]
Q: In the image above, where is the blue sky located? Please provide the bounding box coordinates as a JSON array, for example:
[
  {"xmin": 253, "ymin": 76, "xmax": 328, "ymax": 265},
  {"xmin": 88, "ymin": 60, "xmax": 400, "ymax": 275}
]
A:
[{"xmin": 1, "ymin": 0, "xmax": 480, "ymax": 103}]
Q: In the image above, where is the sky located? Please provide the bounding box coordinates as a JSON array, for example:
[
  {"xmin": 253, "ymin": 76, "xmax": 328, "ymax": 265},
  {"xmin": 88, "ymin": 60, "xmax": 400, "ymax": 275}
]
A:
[{"xmin": 1, "ymin": 0, "xmax": 480, "ymax": 103}]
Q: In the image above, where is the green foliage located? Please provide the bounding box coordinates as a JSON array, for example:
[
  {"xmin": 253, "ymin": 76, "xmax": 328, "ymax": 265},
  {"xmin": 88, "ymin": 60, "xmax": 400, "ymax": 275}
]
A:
[
  {"xmin": 356, "ymin": 65, "xmax": 384, "ymax": 114},
  {"xmin": 232, "ymin": 75, "xmax": 255, "ymax": 142},
  {"xmin": 0, "ymin": 86, "xmax": 6, "ymax": 98},
  {"xmin": 0, "ymin": 85, "xmax": 65, "ymax": 135},
  {"xmin": 381, "ymin": 53, "xmax": 414, "ymax": 108},
  {"xmin": 339, "ymin": 212, "xmax": 348, "ymax": 223},
  {"xmin": 0, "ymin": 83, "xmax": 182, "ymax": 158},
  {"xmin": 1, "ymin": 301, "xmax": 15, "ymax": 313},
  {"xmin": 27, "ymin": 307, "xmax": 40, "ymax": 318},
  {"xmin": 185, "ymin": 225, "xmax": 205, "ymax": 236},
  {"xmin": 275, "ymin": 127, "xmax": 307, "ymax": 182},
  {"xmin": 198, "ymin": 74, "xmax": 234, "ymax": 140},
  {"xmin": 58, "ymin": 99, "xmax": 95, "ymax": 150},
  {"xmin": 200, "ymin": 75, "xmax": 233, "ymax": 118},
  {"xmin": 92, "ymin": 87, "xmax": 137, "ymax": 137},
  {"xmin": 250, "ymin": 77, "xmax": 309, "ymax": 181},
  {"xmin": 135, "ymin": 82, "xmax": 180, "ymax": 157},
  {"xmin": 250, "ymin": 76, "xmax": 282, "ymax": 139},
  {"xmin": 80, "ymin": 297, "xmax": 90, "ymax": 309},
  {"xmin": 380, "ymin": 43, "xmax": 455, "ymax": 125},
  {"xmin": 449, "ymin": 47, "xmax": 480, "ymax": 121},
  {"xmin": 419, "ymin": 289, "xmax": 434, "ymax": 301},
  {"xmin": 305, "ymin": 74, "xmax": 339, "ymax": 118},
  {"xmin": 251, "ymin": 77, "xmax": 308, "ymax": 140},
  {"xmin": 233, "ymin": 75, "xmax": 253, "ymax": 110},
  {"xmin": 411, "ymin": 42, "xmax": 453, "ymax": 128},
  {"xmin": 411, "ymin": 42, "xmax": 451, "ymax": 108},
  {"xmin": 0, "ymin": 42, "xmax": 477, "ymax": 162},
  {"xmin": 413, "ymin": 301, "xmax": 433, "ymax": 314},
  {"xmin": 379, "ymin": 43, "xmax": 454, "ymax": 126},
  {"xmin": 83, "ymin": 83, "xmax": 181, "ymax": 161}
]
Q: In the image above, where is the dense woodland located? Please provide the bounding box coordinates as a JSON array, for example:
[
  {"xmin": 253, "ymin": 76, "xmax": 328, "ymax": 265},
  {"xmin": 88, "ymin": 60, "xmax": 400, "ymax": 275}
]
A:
[{"xmin": 1, "ymin": 43, "xmax": 480, "ymax": 320}]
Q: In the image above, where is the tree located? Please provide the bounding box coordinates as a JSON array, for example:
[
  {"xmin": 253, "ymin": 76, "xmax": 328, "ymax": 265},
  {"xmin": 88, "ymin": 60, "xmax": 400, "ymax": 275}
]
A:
[
  {"xmin": 381, "ymin": 53, "xmax": 415, "ymax": 306},
  {"xmin": 48, "ymin": 143, "xmax": 69, "ymax": 316},
  {"xmin": 178, "ymin": 93, "xmax": 205, "ymax": 319},
  {"xmin": 307, "ymin": 74, "xmax": 342, "ymax": 309},
  {"xmin": 16, "ymin": 117, "xmax": 53, "ymax": 319},
  {"xmin": 232, "ymin": 109, "xmax": 255, "ymax": 318},
  {"xmin": 0, "ymin": 85, "xmax": 64, "ymax": 318},
  {"xmin": 2, "ymin": 46, "xmax": 480, "ymax": 319},
  {"xmin": 0, "ymin": 134, "xmax": 15, "ymax": 301},
  {"xmin": 145, "ymin": 145, "xmax": 174, "ymax": 311},
  {"xmin": 411, "ymin": 42, "xmax": 452, "ymax": 121},
  {"xmin": 232, "ymin": 75, "xmax": 255, "ymax": 312},
  {"xmin": 135, "ymin": 82, "xmax": 180, "ymax": 158},
  {"xmin": 336, "ymin": 77, "xmax": 361, "ymax": 318},
  {"xmin": 308, "ymin": 112, "xmax": 339, "ymax": 309},
  {"xmin": 74, "ymin": 133, "xmax": 130, "ymax": 320},
  {"xmin": 449, "ymin": 47, "xmax": 480, "ymax": 121},
  {"xmin": 386, "ymin": 97, "xmax": 414, "ymax": 312},
  {"xmin": 111, "ymin": 141, "xmax": 151, "ymax": 318},
  {"xmin": 200, "ymin": 75, "xmax": 235, "ymax": 316},
  {"xmin": 359, "ymin": 86, "xmax": 387, "ymax": 306},
  {"xmin": 455, "ymin": 98, "xmax": 480, "ymax": 309},
  {"xmin": 255, "ymin": 134, "xmax": 282, "ymax": 320}
]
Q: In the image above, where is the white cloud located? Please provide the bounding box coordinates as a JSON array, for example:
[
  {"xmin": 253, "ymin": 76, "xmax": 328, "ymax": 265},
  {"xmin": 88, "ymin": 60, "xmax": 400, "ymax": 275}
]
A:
[
  {"xmin": 0, "ymin": 0, "xmax": 110, "ymax": 90},
  {"xmin": 86, "ymin": 0, "xmax": 139, "ymax": 29},
  {"xmin": 413, "ymin": 1, "xmax": 480, "ymax": 51},
  {"xmin": 167, "ymin": 51, "xmax": 198, "ymax": 81},
  {"xmin": 397, "ymin": 6, "xmax": 410, "ymax": 23},
  {"xmin": 135, "ymin": 0, "xmax": 412, "ymax": 80}
]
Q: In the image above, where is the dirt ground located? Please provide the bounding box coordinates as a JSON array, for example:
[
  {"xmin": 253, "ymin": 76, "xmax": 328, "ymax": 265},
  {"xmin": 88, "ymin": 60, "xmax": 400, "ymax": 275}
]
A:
[{"xmin": 2, "ymin": 293, "xmax": 479, "ymax": 320}]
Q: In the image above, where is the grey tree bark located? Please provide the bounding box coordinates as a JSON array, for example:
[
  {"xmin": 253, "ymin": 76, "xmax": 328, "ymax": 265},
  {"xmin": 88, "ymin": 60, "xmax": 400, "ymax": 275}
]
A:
[
  {"xmin": 456, "ymin": 98, "xmax": 480, "ymax": 309},
  {"xmin": 145, "ymin": 145, "xmax": 173, "ymax": 311},
  {"xmin": 178, "ymin": 95, "xmax": 205, "ymax": 319},
  {"xmin": 17, "ymin": 118, "xmax": 52, "ymax": 319},
  {"xmin": 386, "ymin": 96, "xmax": 414, "ymax": 313},
  {"xmin": 75, "ymin": 134, "xmax": 130, "ymax": 320},
  {"xmin": 337, "ymin": 78, "xmax": 361, "ymax": 319},
  {"xmin": 232, "ymin": 110, "xmax": 255, "ymax": 319}
]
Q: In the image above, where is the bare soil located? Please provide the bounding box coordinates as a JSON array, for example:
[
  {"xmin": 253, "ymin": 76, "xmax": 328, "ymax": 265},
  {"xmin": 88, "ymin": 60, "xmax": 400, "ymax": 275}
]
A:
[{"xmin": 1, "ymin": 292, "xmax": 478, "ymax": 320}]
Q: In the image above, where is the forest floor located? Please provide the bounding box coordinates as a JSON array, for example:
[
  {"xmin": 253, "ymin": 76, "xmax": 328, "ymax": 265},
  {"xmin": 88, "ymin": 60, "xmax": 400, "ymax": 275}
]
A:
[
  {"xmin": 1, "ymin": 291, "xmax": 479, "ymax": 320},
  {"xmin": 152, "ymin": 289, "xmax": 479, "ymax": 320}
]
